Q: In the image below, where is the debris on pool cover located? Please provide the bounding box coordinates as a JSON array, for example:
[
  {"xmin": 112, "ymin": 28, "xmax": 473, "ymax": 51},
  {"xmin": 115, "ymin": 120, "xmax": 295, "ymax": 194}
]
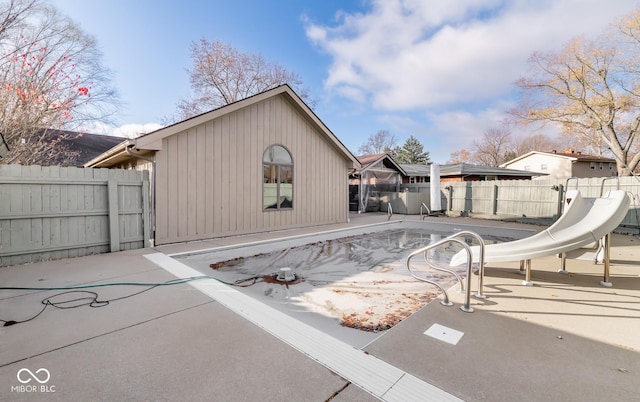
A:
[{"xmin": 206, "ymin": 233, "xmax": 464, "ymax": 333}]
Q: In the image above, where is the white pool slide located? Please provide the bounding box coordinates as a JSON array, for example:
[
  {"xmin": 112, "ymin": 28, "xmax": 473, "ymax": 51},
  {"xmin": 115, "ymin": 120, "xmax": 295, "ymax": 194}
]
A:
[{"xmin": 449, "ymin": 189, "xmax": 631, "ymax": 266}]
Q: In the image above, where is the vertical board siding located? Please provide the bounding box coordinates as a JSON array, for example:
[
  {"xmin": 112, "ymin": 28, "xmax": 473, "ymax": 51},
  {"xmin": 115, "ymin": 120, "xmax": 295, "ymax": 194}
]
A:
[
  {"xmin": 229, "ymin": 112, "xmax": 238, "ymax": 232},
  {"xmin": 187, "ymin": 127, "xmax": 198, "ymax": 237},
  {"xmin": 0, "ymin": 165, "xmax": 150, "ymax": 266},
  {"xmin": 213, "ymin": 119, "xmax": 223, "ymax": 234},
  {"xmin": 177, "ymin": 131, "xmax": 189, "ymax": 238},
  {"xmin": 154, "ymin": 94, "xmax": 353, "ymax": 245},
  {"xmin": 204, "ymin": 121, "xmax": 215, "ymax": 236}
]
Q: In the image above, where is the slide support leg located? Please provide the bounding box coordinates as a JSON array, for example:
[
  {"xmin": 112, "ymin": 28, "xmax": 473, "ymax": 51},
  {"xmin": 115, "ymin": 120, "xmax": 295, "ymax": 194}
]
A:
[
  {"xmin": 558, "ymin": 252, "xmax": 569, "ymax": 274},
  {"xmin": 522, "ymin": 259, "xmax": 533, "ymax": 286},
  {"xmin": 600, "ymin": 233, "xmax": 612, "ymax": 287}
]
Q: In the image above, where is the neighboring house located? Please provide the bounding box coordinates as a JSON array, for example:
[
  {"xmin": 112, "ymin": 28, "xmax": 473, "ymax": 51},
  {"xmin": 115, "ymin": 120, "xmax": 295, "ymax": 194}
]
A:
[
  {"xmin": 85, "ymin": 85, "xmax": 360, "ymax": 246},
  {"xmin": 500, "ymin": 149, "xmax": 617, "ymax": 180},
  {"xmin": 402, "ymin": 163, "xmax": 544, "ymax": 183}
]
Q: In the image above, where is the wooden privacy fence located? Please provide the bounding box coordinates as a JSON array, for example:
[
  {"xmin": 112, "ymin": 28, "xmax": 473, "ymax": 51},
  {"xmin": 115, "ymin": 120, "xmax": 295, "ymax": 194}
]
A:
[{"xmin": 0, "ymin": 165, "xmax": 150, "ymax": 266}]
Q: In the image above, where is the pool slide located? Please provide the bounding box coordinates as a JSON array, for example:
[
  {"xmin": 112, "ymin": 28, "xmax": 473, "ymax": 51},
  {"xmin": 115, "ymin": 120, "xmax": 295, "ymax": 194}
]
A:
[{"xmin": 449, "ymin": 189, "xmax": 631, "ymax": 267}]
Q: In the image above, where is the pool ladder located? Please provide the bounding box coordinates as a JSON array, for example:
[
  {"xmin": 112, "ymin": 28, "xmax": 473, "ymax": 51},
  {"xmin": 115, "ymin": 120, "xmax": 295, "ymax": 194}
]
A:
[
  {"xmin": 420, "ymin": 202, "xmax": 431, "ymax": 220},
  {"xmin": 406, "ymin": 231, "xmax": 485, "ymax": 313}
]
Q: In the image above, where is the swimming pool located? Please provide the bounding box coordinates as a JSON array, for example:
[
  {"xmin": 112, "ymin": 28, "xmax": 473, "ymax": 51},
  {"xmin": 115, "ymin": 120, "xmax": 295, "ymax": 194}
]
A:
[{"xmin": 174, "ymin": 221, "xmax": 533, "ymax": 347}]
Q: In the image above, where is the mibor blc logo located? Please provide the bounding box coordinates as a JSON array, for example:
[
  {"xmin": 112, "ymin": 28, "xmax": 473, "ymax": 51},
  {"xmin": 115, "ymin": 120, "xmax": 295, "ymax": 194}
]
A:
[{"xmin": 11, "ymin": 368, "xmax": 56, "ymax": 393}]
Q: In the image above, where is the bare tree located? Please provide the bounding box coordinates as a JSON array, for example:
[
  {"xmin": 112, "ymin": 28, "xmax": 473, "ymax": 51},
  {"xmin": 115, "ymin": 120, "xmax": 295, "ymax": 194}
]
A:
[
  {"xmin": 511, "ymin": 7, "xmax": 640, "ymax": 176},
  {"xmin": 466, "ymin": 129, "xmax": 561, "ymax": 166},
  {"xmin": 357, "ymin": 129, "xmax": 397, "ymax": 155},
  {"xmin": 513, "ymin": 133, "xmax": 563, "ymax": 156},
  {"xmin": 168, "ymin": 38, "xmax": 313, "ymax": 122},
  {"xmin": 448, "ymin": 149, "xmax": 471, "ymax": 164},
  {"xmin": 470, "ymin": 127, "xmax": 513, "ymax": 167},
  {"xmin": 0, "ymin": 0, "xmax": 118, "ymax": 165}
]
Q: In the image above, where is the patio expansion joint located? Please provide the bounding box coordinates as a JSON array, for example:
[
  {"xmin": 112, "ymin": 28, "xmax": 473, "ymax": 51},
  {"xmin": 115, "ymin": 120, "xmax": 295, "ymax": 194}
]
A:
[
  {"xmin": 145, "ymin": 252, "xmax": 463, "ymax": 402},
  {"xmin": 0, "ymin": 300, "xmax": 216, "ymax": 369}
]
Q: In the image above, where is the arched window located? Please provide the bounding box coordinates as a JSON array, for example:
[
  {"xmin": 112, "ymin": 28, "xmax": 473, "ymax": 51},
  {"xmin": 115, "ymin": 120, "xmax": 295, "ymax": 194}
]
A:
[{"xmin": 263, "ymin": 145, "xmax": 293, "ymax": 209}]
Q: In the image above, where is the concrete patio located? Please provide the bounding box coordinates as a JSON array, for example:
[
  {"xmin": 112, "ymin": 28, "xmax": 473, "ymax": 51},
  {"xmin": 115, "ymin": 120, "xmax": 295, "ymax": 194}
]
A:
[{"xmin": 1, "ymin": 214, "xmax": 639, "ymax": 401}]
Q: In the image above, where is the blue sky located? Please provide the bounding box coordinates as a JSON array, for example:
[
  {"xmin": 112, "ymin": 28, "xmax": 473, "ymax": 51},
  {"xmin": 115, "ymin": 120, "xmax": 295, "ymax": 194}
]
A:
[{"xmin": 51, "ymin": 0, "xmax": 639, "ymax": 163}]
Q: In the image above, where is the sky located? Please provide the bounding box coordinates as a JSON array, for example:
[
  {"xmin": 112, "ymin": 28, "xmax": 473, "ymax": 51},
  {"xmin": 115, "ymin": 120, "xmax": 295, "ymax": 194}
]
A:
[{"xmin": 50, "ymin": 0, "xmax": 640, "ymax": 163}]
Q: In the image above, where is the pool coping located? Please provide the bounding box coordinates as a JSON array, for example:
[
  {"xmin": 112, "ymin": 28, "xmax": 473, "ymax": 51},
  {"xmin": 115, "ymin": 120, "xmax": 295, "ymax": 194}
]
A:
[{"xmin": 144, "ymin": 252, "xmax": 463, "ymax": 401}]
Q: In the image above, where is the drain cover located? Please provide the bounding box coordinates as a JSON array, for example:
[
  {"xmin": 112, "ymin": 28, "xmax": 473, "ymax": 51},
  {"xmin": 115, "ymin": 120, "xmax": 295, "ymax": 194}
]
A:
[{"xmin": 424, "ymin": 323, "xmax": 464, "ymax": 345}]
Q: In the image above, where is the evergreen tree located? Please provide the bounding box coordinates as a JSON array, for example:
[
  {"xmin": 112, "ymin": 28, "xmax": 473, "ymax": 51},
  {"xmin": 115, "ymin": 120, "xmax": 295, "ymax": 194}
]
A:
[{"xmin": 395, "ymin": 135, "xmax": 430, "ymax": 164}]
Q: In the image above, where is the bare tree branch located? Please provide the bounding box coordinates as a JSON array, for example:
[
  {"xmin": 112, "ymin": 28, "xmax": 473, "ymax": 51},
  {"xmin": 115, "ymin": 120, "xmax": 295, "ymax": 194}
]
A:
[
  {"xmin": 168, "ymin": 38, "xmax": 314, "ymax": 122},
  {"xmin": 0, "ymin": 0, "xmax": 119, "ymax": 165},
  {"xmin": 357, "ymin": 130, "xmax": 397, "ymax": 155},
  {"xmin": 471, "ymin": 127, "xmax": 513, "ymax": 167}
]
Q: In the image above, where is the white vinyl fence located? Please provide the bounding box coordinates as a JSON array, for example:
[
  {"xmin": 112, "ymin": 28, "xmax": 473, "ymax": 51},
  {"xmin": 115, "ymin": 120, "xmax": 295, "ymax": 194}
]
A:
[
  {"xmin": 383, "ymin": 176, "xmax": 640, "ymax": 231},
  {"xmin": 0, "ymin": 165, "xmax": 150, "ymax": 266}
]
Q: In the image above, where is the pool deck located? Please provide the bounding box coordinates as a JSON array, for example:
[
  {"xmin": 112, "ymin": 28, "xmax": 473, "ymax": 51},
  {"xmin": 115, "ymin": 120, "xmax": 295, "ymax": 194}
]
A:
[{"xmin": 1, "ymin": 213, "xmax": 639, "ymax": 401}]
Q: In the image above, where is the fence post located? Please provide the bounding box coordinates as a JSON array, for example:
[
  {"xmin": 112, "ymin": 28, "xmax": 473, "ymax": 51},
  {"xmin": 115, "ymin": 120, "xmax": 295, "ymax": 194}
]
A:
[
  {"xmin": 446, "ymin": 185, "xmax": 453, "ymax": 212},
  {"xmin": 491, "ymin": 184, "xmax": 498, "ymax": 215},
  {"xmin": 556, "ymin": 184, "xmax": 565, "ymax": 217},
  {"xmin": 108, "ymin": 179, "xmax": 120, "ymax": 252},
  {"xmin": 142, "ymin": 174, "xmax": 150, "ymax": 248}
]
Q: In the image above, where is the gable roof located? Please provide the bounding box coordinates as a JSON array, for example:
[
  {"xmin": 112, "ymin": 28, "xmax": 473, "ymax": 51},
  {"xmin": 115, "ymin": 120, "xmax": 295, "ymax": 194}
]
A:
[
  {"xmin": 501, "ymin": 150, "xmax": 615, "ymax": 167},
  {"xmin": 86, "ymin": 85, "xmax": 360, "ymax": 168},
  {"xmin": 355, "ymin": 153, "xmax": 406, "ymax": 175}
]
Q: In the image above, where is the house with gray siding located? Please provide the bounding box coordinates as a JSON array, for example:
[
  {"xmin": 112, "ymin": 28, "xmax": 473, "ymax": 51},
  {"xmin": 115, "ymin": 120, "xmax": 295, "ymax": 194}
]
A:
[{"xmin": 85, "ymin": 85, "xmax": 360, "ymax": 245}]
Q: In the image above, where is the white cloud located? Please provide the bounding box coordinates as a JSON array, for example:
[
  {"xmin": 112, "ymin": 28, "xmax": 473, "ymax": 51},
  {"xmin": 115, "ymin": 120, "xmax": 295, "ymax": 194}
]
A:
[
  {"xmin": 307, "ymin": 0, "xmax": 639, "ymax": 111},
  {"xmin": 82, "ymin": 122, "xmax": 164, "ymax": 138},
  {"xmin": 111, "ymin": 123, "xmax": 164, "ymax": 138}
]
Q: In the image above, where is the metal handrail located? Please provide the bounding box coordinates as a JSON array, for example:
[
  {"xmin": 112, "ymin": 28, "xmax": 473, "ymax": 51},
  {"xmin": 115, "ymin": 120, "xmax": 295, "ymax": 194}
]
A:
[
  {"xmin": 406, "ymin": 235, "xmax": 478, "ymax": 312},
  {"xmin": 445, "ymin": 231, "xmax": 486, "ymax": 299},
  {"xmin": 424, "ymin": 250, "xmax": 465, "ymax": 292},
  {"xmin": 422, "ymin": 250, "xmax": 464, "ymax": 292},
  {"xmin": 420, "ymin": 202, "xmax": 431, "ymax": 220},
  {"xmin": 565, "ymin": 177, "xmax": 579, "ymax": 190},
  {"xmin": 387, "ymin": 203, "xmax": 393, "ymax": 220},
  {"xmin": 599, "ymin": 176, "xmax": 620, "ymax": 196}
]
